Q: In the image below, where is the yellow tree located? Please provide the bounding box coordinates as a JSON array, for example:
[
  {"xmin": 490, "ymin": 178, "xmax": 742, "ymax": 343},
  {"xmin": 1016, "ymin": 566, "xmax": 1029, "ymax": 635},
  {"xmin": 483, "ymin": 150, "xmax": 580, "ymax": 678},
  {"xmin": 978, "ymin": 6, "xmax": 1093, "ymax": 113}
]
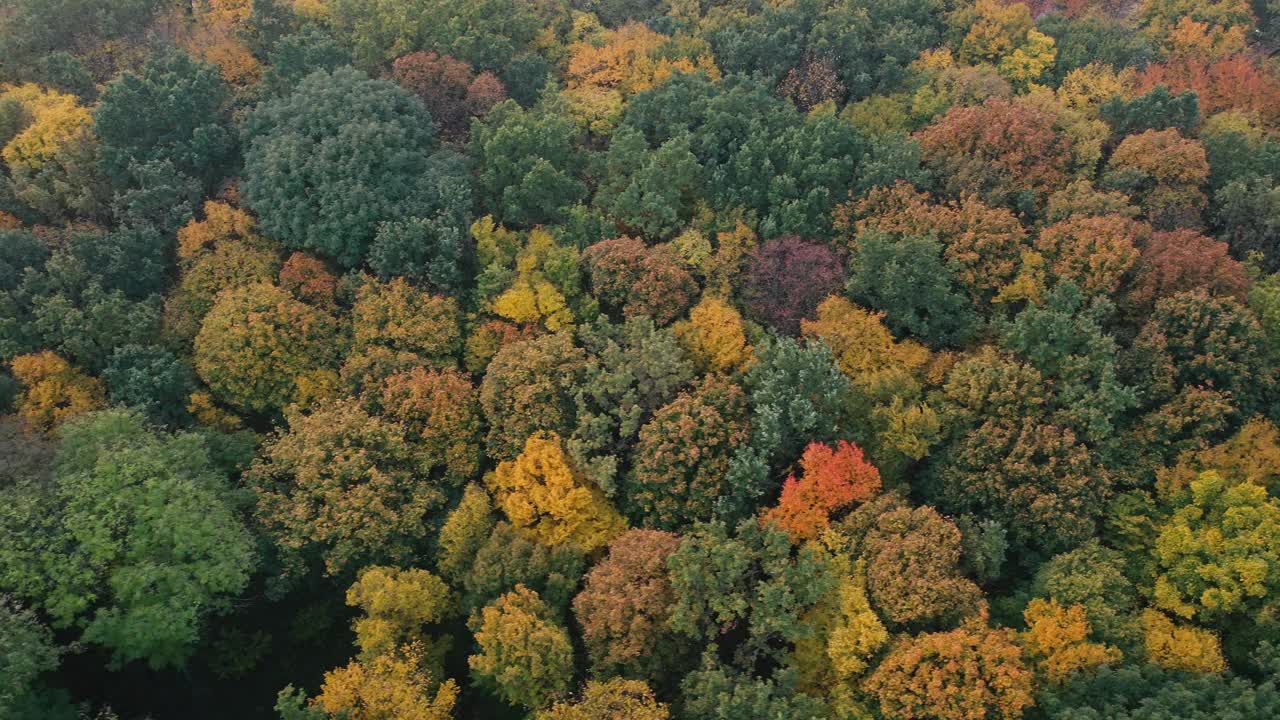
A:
[
  {"xmin": 1140, "ymin": 609, "xmax": 1227, "ymax": 673},
  {"xmin": 351, "ymin": 277, "xmax": 462, "ymax": 371},
  {"xmin": 1056, "ymin": 63, "xmax": 1135, "ymax": 116},
  {"xmin": 468, "ymin": 585, "xmax": 575, "ymax": 709},
  {"xmin": 673, "ymin": 296, "xmax": 753, "ymax": 375},
  {"xmin": 793, "ymin": 537, "xmax": 888, "ymax": 718},
  {"xmin": 0, "ymin": 84, "xmax": 107, "ymax": 218},
  {"xmin": 166, "ymin": 201, "xmax": 283, "ymax": 344},
  {"xmin": 485, "ymin": 432, "xmax": 627, "ymax": 552},
  {"xmin": 317, "ymin": 643, "xmax": 459, "ymax": 720},
  {"xmin": 801, "ymin": 296, "xmax": 939, "ymax": 476},
  {"xmin": 182, "ymin": 0, "xmax": 261, "ymax": 85},
  {"xmin": 483, "ymin": 224, "xmax": 586, "ymax": 332},
  {"xmin": 435, "ymin": 483, "xmax": 495, "ymax": 582},
  {"xmin": 9, "ymin": 352, "xmax": 104, "ymax": 431},
  {"xmin": 801, "ymin": 295, "xmax": 929, "ymax": 399},
  {"xmin": 193, "ymin": 281, "xmax": 343, "ymax": 413},
  {"xmin": 347, "ymin": 566, "xmax": 453, "ymax": 658},
  {"xmin": 1021, "ymin": 598, "xmax": 1120, "ymax": 683},
  {"xmin": 535, "ymin": 679, "xmax": 670, "ymax": 720}
]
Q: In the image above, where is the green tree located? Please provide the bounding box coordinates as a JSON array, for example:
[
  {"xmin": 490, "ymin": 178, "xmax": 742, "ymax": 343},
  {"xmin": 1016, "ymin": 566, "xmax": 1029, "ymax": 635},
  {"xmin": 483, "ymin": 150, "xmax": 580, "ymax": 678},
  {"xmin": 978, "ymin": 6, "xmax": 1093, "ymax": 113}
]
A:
[
  {"xmin": 470, "ymin": 100, "xmax": 587, "ymax": 227},
  {"xmin": 592, "ymin": 127, "xmax": 703, "ymax": 240},
  {"xmin": 679, "ymin": 661, "xmax": 828, "ymax": 720},
  {"xmin": 242, "ymin": 67, "xmax": 457, "ymax": 268},
  {"xmin": 1038, "ymin": 660, "xmax": 1280, "ymax": 719},
  {"xmin": 667, "ymin": 519, "xmax": 835, "ymax": 670},
  {"xmin": 94, "ymin": 50, "xmax": 234, "ymax": 191},
  {"xmin": 102, "ymin": 344, "xmax": 195, "ymax": 427},
  {"xmin": 726, "ymin": 337, "xmax": 856, "ymax": 518},
  {"xmin": 847, "ymin": 232, "xmax": 978, "ymax": 347},
  {"xmin": 459, "ymin": 520, "xmax": 585, "ymax": 619},
  {"xmin": 568, "ymin": 316, "xmax": 695, "ymax": 495},
  {"xmin": 0, "ymin": 598, "xmax": 61, "ymax": 717},
  {"xmin": 0, "ymin": 410, "xmax": 255, "ymax": 669}
]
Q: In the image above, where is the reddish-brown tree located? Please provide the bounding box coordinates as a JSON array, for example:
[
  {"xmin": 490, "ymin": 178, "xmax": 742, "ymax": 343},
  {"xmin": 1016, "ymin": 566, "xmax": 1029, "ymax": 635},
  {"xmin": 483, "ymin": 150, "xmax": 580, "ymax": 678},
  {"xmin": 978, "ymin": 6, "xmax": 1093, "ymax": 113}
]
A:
[
  {"xmin": 916, "ymin": 97, "xmax": 1073, "ymax": 210},
  {"xmin": 1139, "ymin": 55, "xmax": 1280, "ymax": 126},
  {"xmin": 778, "ymin": 55, "xmax": 847, "ymax": 112},
  {"xmin": 572, "ymin": 529, "xmax": 686, "ymax": 681},
  {"xmin": 584, "ymin": 237, "xmax": 697, "ymax": 326},
  {"xmin": 742, "ymin": 236, "xmax": 843, "ymax": 336},
  {"xmin": 863, "ymin": 619, "xmax": 1035, "ymax": 720},
  {"xmin": 1033, "ymin": 214, "xmax": 1146, "ymax": 294},
  {"xmin": 861, "ymin": 503, "xmax": 985, "ymax": 628},
  {"xmin": 392, "ymin": 51, "xmax": 506, "ymax": 140},
  {"xmin": 1125, "ymin": 229, "xmax": 1250, "ymax": 311}
]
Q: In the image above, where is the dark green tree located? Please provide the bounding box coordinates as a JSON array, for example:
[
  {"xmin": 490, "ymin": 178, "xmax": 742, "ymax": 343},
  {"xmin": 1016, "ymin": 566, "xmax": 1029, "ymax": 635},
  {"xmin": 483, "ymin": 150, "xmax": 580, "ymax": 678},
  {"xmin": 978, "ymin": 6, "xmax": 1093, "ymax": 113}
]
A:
[
  {"xmin": 470, "ymin": 99, "xmax": 587, "ymax": 227},
  {"xmin": 102, "ymin": 345, "xmax": 195, "ymax": 428},
  {"xmin": 94, "ymin": 51, "xmax": 234, "ymax": 191},
  {"xmin": 846, "ymin": 231, "xmax": 978, "ymax": 347},
  {"xmin": 242, "ymin": 67, "xmax": 458, "ymax": 268}
]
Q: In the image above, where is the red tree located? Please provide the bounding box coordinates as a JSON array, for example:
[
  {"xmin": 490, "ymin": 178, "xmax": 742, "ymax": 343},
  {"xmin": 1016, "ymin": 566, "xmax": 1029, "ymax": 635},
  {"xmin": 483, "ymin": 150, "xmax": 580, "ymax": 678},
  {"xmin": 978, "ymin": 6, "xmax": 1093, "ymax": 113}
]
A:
[
  {"xmin": 1139, "ymin": 55, "xmax": 1280, "ymax": 126},
  {"xmin": 764, "ymin": 441, "xmax": 882, "ymax": 542}
]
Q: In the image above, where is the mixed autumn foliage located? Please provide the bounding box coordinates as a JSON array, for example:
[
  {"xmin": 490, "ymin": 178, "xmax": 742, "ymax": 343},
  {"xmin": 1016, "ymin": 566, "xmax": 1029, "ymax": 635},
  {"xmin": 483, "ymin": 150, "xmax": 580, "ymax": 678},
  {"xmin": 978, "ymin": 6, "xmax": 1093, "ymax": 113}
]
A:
[{"xmin": 4, "ymin": 0, "xmax": 1280, "ymax": 719}]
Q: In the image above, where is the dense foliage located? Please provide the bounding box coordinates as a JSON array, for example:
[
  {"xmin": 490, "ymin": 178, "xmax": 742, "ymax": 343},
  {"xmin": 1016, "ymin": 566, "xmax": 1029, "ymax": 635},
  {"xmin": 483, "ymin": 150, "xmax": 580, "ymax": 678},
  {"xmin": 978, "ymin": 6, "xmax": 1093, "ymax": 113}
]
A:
[{"xmin": 3, "ymin": 1, "xmax": 1280, "ymax": 718}]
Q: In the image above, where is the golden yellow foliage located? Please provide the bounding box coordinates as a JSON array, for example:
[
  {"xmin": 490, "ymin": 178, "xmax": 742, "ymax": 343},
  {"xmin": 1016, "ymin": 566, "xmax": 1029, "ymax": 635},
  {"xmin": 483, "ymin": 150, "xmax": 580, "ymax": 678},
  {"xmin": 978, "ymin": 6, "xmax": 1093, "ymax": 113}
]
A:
[
  {"xmin": 347, "ymin": 567, "xmax": 453, "ymax": 658},
  {"xmin": 436, "ymin": 483, "xmax": 495, "ymax": 582},
  {"xmin": 1156, "ymin": 418, "xmax": 1280, "ymax": 500},
  {"xmin": 958, "ymin": 0, "xmax": 1035, "ymax": 65},
  {"xmin": 1165, "ymin": 16, "xmax": 1248, "ymax": 60},
  {"xmin": 493, "ymin": 279, "xmax": 573, "ymax": 332},
  {"xmin": 536, "ymin": 678, "xmax": 671, "ymax": 720},
  {"xmin": 1022, "ymin": 599, "xmax": 1121, "ymax": 683},
  {"xmin": 801, "ymin": 295, "xmax": 929, "ymax": 398},
  {"xmin": 486, "ymin": 432, "xmax": 627, "ymax": 552},
  {"xmin": 186, "ymin": 391, "xmax": 243, "ymax": 431},
  {"xmin": 183, "ymin": 0, "xmax": 262, "ymax": 84},
  {"xmin": 1, "ymin": 90, "xmax": 92, "ymax": 171},
  {"xmin": 489, "ymin": 227, "xmax": 577, "ymax": 332},
  {"xmin": 826, "ymin": 560, "xmax": 890, "ymax": 679},
  {"xmin": 10, "ymin": 351, "xmax": 104, "ymax": 431},
  {"xmin": 794, "ymin": 539, "xmax": 888, "ymax": 720},
  {"xmin": 177, "ymin": 201, "xmax": 265, "ymax": 262},
  {"xmin": 468, "ymin": 585, "xmax": 574, "ymax": 709},
  {"xmin": 1057, "ymin": 63, "xmax": 1135, "ymax": 116},
  {"xmin": 998, "ymin": 29, "xmax": 1056, "ymax": 89},
  {"xmin": 292, "ymin": 0, "xmax": 329, "ymax": 19},
  {"xmin": 561, "ymin": 86, "xmax": 625, "ymax": 135},
  {"xmin": 673, "ymin": 296, "xmax": 753, "ymax": 374},
  {"xmin": 566, "ymin": 23, "xmax": 720, "ymax": 99},
  {"xmin": 1141, "ymin": 609, "xmax": 1227, "ymax": 673},
  {"xmin": 703, "ymin": 221, "xmax": 756, "ymax": 296},
  {"xmin": 317, "ymin": 643, "xmax": 459, "ymax": 720}
]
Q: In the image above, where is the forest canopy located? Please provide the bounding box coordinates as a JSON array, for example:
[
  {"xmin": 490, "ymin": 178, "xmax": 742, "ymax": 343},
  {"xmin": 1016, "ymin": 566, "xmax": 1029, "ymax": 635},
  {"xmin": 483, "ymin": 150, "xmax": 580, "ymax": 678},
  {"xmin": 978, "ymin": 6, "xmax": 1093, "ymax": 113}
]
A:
[{"xmin": 3, "ymin": 0, "xmax": 1280, "ymax": 719}]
